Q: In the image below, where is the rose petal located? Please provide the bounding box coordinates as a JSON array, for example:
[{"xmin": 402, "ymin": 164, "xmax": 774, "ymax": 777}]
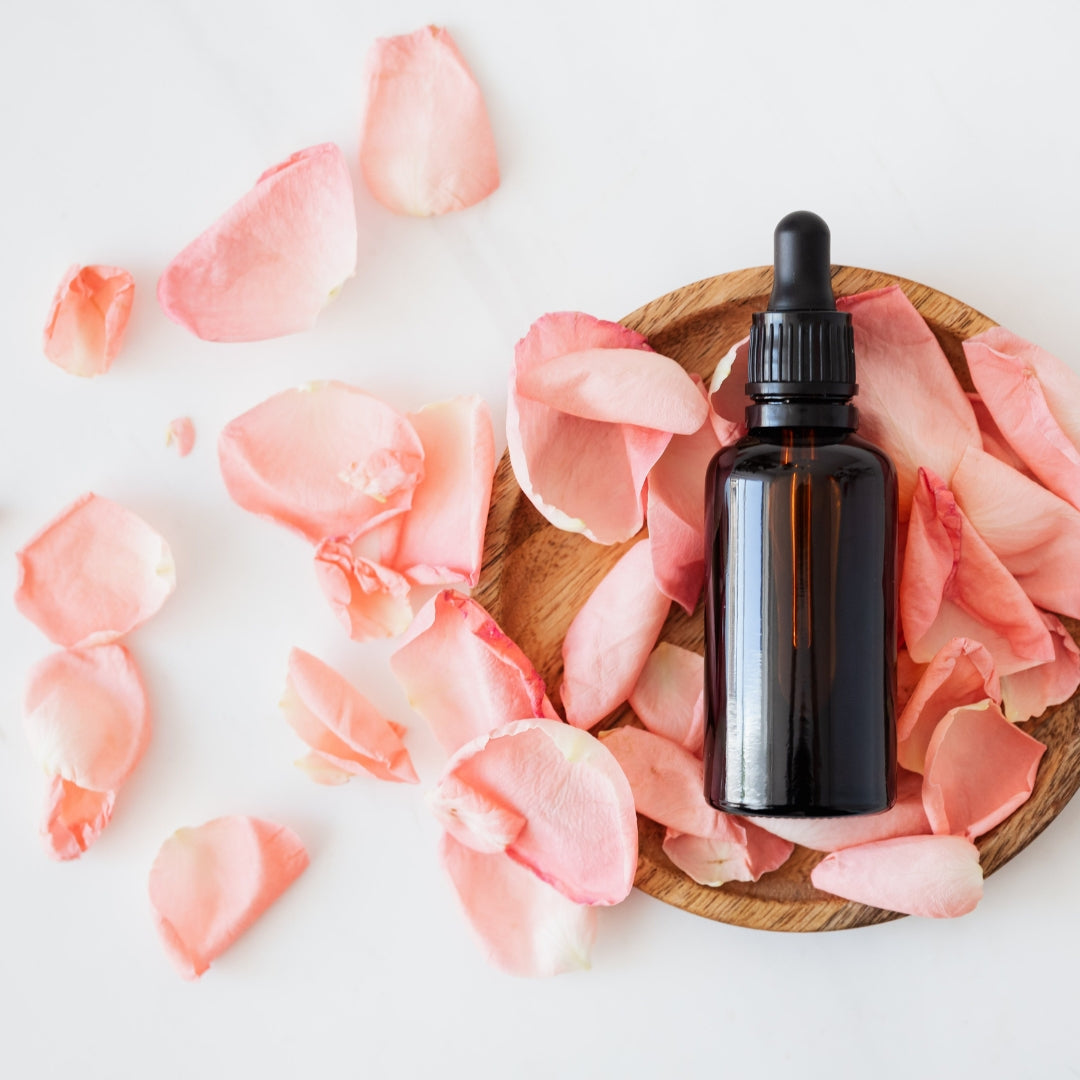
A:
[
  {"xmin": 708, "ymin": 335, "xmax": 749, "ymax": 446},
  {"xmin": 219, "ymin": 382, "xmax": 424, "ymax": 542},
  {"xmin": 42, "ymin": 264, "xmax": 135, "ymax": 377},
  {"xmin": 428, "ymin": 774, "xmax": 526, "ymax": 854},
  {"xmin": 661, "ymin": 823, "xmax": 793, "ymax": 887},
  {"xmin": 433, "ymin": 719, "xmax": 637, "ymax": 906},
  {"xmin": 964, "ymin": 326, "xmax": 1080, "ymax": 510},
  {"xmin": 967, "ymin": 392, "xmax": 1031, "ymax": 475},
  {"xmin": 922, "ymin": 699, "xmax": 1045, "ymax": 840},
  {"xmin": 390, "ymin": 590, "xmax": 556, "ymax": 754},
  {"xmin": 41, "ymin": 777, "xmax": 115, "ymax": 862},
  {"xmin": 313, "ymin": 538, "xmax": 413, "ymax": 641},
  {"xmin": 810, "ymin": 834, "xmax": 983, "ymax": 918},
  {"xmin": 360, "ymin": 27, "xmax": 499, "ymax": 217},
  {"xmin": 901, "ymin": 468, "xmax": 1054, "ymax": 674},
  {"xmin": 166, "ymin": 417, "xmax": 196, "ymax": 457},
  {"xmin": 628, "ymin": 642, "xmax": 705, "ymax": 756},
  {"xmin": 836, "ymin": 286, "xmax": 980, "ymax": 519},
  {"xmin": 158, "ymin": 143, "xmax": 356, "ymax": 341},
  {"xmin": 281, "ymin": 648, "xmax": 418, "ymax": 784},
  {"xmin": 439, "ymin": 833, "xmax": 595, "ymax": 977},
  {"xmin": 896, "ymin": 649, "xmax": 924, "ymax": 713},
  {"xmin": 561, "ymin": 538, "xmax": 672, "ymax": 730},
  {"xmin": 149, "ymin": 816, "xmax": 309, "ymax": 979},
  {"xmin": 15, "ymin": 493, "xmax": 176, "ymax": 648},
  {"xmin": 1000, "ymin": 612, "xmax": 1080, "ymax": 724}
]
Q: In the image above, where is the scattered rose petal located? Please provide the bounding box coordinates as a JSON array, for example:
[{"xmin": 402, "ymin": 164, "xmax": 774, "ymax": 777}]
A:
[
  {"xmin": 628, "ymin": 642, "xmax": 704, "ymax": 756},
  {"xmin": 15, "ymin": 493, "xmax": 176, "ymax": 648},
  {"xmin": 428, "ymin": 774, "xmax": 526, "ymax": 854},
  {"xmin": 561, "ymin": 538, "xmax": 671, "ymax": 730},
  {"xmin": 149, "ymin": 816, "xmax": 309, "ymax": 979},
  {"xmin": 896, "ymin": 649, "xmax": 924, "ymax": 714},
  {"xmin": 42, "ymin": 264, "xmax": 135, "ymax": 377},
  {"xmin": 811, "ymin": 835, "xmax": 983, "ymax": 918},
  {"xmin": 219, "ymin": 382, "xmax": 424, "ymax": 542},
  {"xmin": 967, "ymin": 392, "xmax": 1031, "ymax": 475},
  {"xmin": 440, "ymin": 833, "xmax": 595, "ymax": 977},
  {"xmin": 41, "ymin": 777, "xmax": 115, "ymax": 861},
  {"xmin": 314, "ymin": 537, "xmax": 413, "ymax": 641},
  {"xmin": 922, "ymin": 699, "xmax": 1045, "ymax": 840},
  {"xmin": 661, "ymin": 821, "xmax": 793, "ymax": 887},
  {"xmin": 281, "ymin": 648, "xmax": 417, "ymax": 784},
  {"xmin": 1000, "ymin": 612, "xmax": 1080, "ymax": 724},
  {"xmin": 390, "ymin": 590, "xmax": 556, "ymax": 754},
  {"xmin": 166, "ymin": 417, "xmax": 196, "ymax": 457},
  {"xmin": 708, "ymin": 335, "xmax": 749, "ymax": 446},
  {"xmin": 360, "ymin": 26, "xmax": 499, "ymax": 217},
  {"xmin": 433, "ymin": 719, "xmax": 637, "ymax": 906},
  {"xmin": 158, "ymin": 143, "xmax": 356, "ymax": 342}
]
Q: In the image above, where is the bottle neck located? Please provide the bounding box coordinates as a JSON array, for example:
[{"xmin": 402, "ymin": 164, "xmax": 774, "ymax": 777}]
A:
[{"xmin": 746, "ymin": 396, "xmax": 858, "ymax": 431}]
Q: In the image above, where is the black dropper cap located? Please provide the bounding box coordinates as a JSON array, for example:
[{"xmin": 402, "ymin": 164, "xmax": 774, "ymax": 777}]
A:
[{"xmin": 746, "ymin": 211, "xmax": 856, "ymax": 399}]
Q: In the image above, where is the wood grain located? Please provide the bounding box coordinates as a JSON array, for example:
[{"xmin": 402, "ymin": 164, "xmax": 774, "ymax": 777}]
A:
[{"xmin": 474, "ymin": 265, "xmax": 1080, "ymax": 932}]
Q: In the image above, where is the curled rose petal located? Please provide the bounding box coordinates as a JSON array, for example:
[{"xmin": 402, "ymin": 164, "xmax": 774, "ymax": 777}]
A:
[
  {"xmin": 561, "ymin": 538, "xmax": 672, "ymax": 730},
  {"xmin": 149, "ymin": 816, "xmax": 309, "ymax": 979},
  {"xmin": 313, "ymin": 538, "xmax": 413, "ymax": 641},
  {"xmin": 440, "ymin": 834, "xmax": 595, "ymax": 977},
  {"xmin": 166, "ymin": 417, "xmax": 196, "ymax": 457},
  {"xmin": 360, "ymin": 27, "xmax": 499, "ymax": 217},
  {"xmin": 42, "ymin": 264, "xmax": 135, "ymax": 377},
  {"xmin": 708, "ymin": 335, "xmax": 749, "ymax": 446},
  {"xmin": 281, "ymin": 648, "xmax": 417, "ymax": 784},
  {"xmin": 158, "ymin": 143, "xmax": 356, "ymax": 342},
  {"xmin": 922, "ymin": 699, "xmax": 1045, "ymax": 840},
  {"xmin": 390, "ymin": 590, "xmax": 556, "ymax": 754},
  {"xmin": 628, "ymin": 642, "xmax": 705, "ymax": 756},
  {"xmin": 219, "ymin": 382, "xmax": 424, "ymax": 542},
  {"xmin": 896, "ymin": 649, "xmax": 924, "ymax": 714},
  {"xmin": 41, "ymin": 778, "xmax": 115, "ymax": 862},
  {"xmin": 15, "ymin": 493, "xmax": 176, "ymax": 648},
  {"xmin": 428, "ymin": 774, "xmax": 526, "ymax": 854},
  {"xmin": 433, "ymin": 719, "xmax": 637, "ymax": 906},
  {"xmin": 661, "ymin": 822, "xmax": 793, "ymax": 887},
  {"xmin": 1000, "ymin": 613, "xmax": 1080, "ymax": 724},
  {"xmin": 811, "ymin": 835, "xmax": 983, "ymax": 918},
  {"xmin": 967, "ymin": 392, "xmax": 1031, "ymax": 475}
]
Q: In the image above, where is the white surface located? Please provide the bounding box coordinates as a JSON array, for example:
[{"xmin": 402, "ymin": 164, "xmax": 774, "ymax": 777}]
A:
[{"xmin": 2, "ymin": 1, "xmax": 1079, "ymax": 1077}]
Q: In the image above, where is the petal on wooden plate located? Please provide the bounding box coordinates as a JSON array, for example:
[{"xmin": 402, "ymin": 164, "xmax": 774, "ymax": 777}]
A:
[
  {"xmin": 628, "ymin": 642, "xmax": 705, "ymax": 756},
  {"xmin": 41, "ymin": 777, "xmax": 115, "ymax": 861},
  {"xmin": 313, "ymin": 538, "xmax": 413, "ymax": 641},
  {"xmin": 708, "ymin": 335, "xmax": 749, "ymax": 446},
  {"xmin": 42, "ymin": 264, "xmax": 135, "ymax": 377},
  {"xmin": 966, "ymin": 392, "xmax": 1031, "ymax": 476},
  {"xmin": 661, "ymin": 822, "xmax": 793, "ymax": 887},
  {"xmin": 1000, "ymin": 612, "xmax": 1080, "ymax": 724}
]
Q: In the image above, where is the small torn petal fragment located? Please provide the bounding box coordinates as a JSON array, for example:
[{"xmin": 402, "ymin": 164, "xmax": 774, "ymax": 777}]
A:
[
  {"xmin": 158, "ymin": 143, "xmax": 357, "ymax": 342},
  {"xmin": 662, "ymin": 823, "xmax": 792, "ymax": 887},
  {"xmin": 41, "ymin": 777, "xmax": 115, "ymax": 861},
  {"xmin": 360, "ymin": 26, "xmax": 499, "ymax": 217},
  {"xmin": 166, "ymin": 417, "xmax": 196, "ymax": 457},
  {"xmin": 922, "ymin": 699, "xmax": 1045, "ymax": 840},
  {"xmin": 390, "ymin": 590, "xmax": 556, "ymax": 754},
  {"xmin": 281, "ymin": 648, "xmax": 417, "ymax": 784},
  {"xmin": 561, "ymin": 538, "xmax": 672, "ymax": 729},
  {"xmin": 440, "ymin": 833, "xmax": 595, "ymax": 977},
  {"xmin": 149, "ymin": 816, "xmax": 309, "ymax": 979},
  {"xmin": 1000, "ymin": 613, "xmax": 1080, "ymax": 724},
  {"xmin": 219, "ymin": 382, "xmax": 424, "ymax": 542},
  {"xmin": 434, "ymin": 719, "xmax": 638, "ymax": 905},
  {"xmin": 708, "ymin": 335, "xmax": 749, "ymax": 446},
  {"xmin": 964, "ymin": 326, "xmax": 1080, "ymax": 510},
  {"xmin": 43, "ymin": 264, "xmax": 135, "ymax": 377},
  {"xmin": 628, "ymin": 642, "xmax": 705, "ymax": 756},
  {"xmin": 811, "ymin": 835, "xmax": 983, "ymax": 918},
  {"xmin": 15, "ymin": 493, "xmax": 176, "ymax": 648},
  {"xmin": 314, "ymin": 537, "xmax": 413, "ymax": 641},
  {"xmin": 428, "ymin": 774, "xmax": 526, "ymax": 854}
]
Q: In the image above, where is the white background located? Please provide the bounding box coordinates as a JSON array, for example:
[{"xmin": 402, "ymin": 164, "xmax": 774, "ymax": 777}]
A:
[{"xmin": 2, "ymin": 1, "xmax": 1078, "ymax": 1077}]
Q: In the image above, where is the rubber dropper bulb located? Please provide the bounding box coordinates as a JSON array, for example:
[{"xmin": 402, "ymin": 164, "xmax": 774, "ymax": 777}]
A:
[{"xmin": 767, "ymin": 210, "xmax": 836, "ymax": 312}]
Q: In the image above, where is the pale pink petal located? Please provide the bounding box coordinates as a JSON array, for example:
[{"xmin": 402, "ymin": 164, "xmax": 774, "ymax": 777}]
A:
[
  {"xmin": 901, "ymin": 468, "xmax": 1054, "ymax": 674},
  {"xmin": 390, "ymin": 396, "xmax": 495, "ymax": 586},
  {"xmin": 158, "ymin": 144, "xmax": 356, "ymax": 342},
  {"xmin": 360, "ymin": 27, "xmax": 499, "ymax": 217},
  {"xmin": 836, "ymin": 286, "xmax": 980, "ymax": 519},
  {"xmin": 440, "ymin": 834, "xmax": 595, "ymax": 977},
  {"xmin": 951, "ymin": 446, "xmax": 1080, "ymax": 619},
  {"xmin": 896, "ymin": 649, "xmax": 924, "ymax": 714},
  {"xmin": 628, "ymin": 642, "xmax": 705, "ymax": 755},
  {"xmin": 390, "ymin": 590, "xmax": 557, "ymax": 754},
  {"xmin": 662, "ymin": 822, "xmax": 793, "ymax": 887},
  {"xmin": 281, "ymin": 648, "xmax": 417, "ymax": 784},
  {"xmin": 922, "ymin": 699, "xmax": 1045, "ymax": 840},
  {"xmin": 313, "ymin": 538, "xmax": 413, "ymax": 641},
  {"xmin": 166, "ymin": 417, "xmax": 196, "ymax": 457},
  {"xmin": 1000, "ymin": 612, "xmax": 1080, "ymax": 724},
  {"xmin": 428, "ymin": 774, "xmax": 526, "ymax": 854},
  {"xmin": 294, "ymin": 753, "xmax": 352, "ymax": 786},
  {"xmin": 561, "ymin": 538, "xmax": 672, "ymax": 730},
  {"xmin": 811, "ymin": 835, "xmax": 983, "ymax": 918},
  {"xmin": 964, "ymin": 326, "xmax": 1080, "ymax": 510},
  {"xmin": 15, "ymin": 493, "xmax": 176, "ymax": 648},
  {"xmin": 967, "ymin": 392, "xmax": 1031, "ymax": 475},
  {"xmin": 434, "ymin": 719, "xmax": 637, "ymax": 905},
  {"xmin": 896, "ymin": 637, "xmax": 1000, "ymax": 774},
  {"xmin": 42, "ymin": 264, "xmax": 134, "ymax": 377},
  {"xmin": 41, "ymin": 777, "xmax": 115, "ymax": 861},
  {"xmin": 708, "ymin": 335, "xmax": 749, "ymax": 446},
  {"xmin": 219, "ymin": 382, "xmax": 424, "ymax": 542},
  {"xmin": 149, "ymin": 817, "xmax": 309, "ymax": 979}
]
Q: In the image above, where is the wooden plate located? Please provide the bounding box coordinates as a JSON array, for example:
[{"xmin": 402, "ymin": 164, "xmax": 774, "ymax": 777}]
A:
[{"xmin": 474, "ymin": 265, "xmax": 1080, "ymax": 932}]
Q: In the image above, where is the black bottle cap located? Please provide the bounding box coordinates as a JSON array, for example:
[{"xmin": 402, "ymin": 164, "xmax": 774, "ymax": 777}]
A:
[{"xmin": 747, "ymin": 211, "xmax": 856, "ymax": 398}]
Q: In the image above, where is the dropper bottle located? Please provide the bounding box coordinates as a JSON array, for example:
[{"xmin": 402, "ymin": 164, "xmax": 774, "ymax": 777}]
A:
[{"xmin": 703, "ymin": 211, "xmax": 898, "ymax": 816}]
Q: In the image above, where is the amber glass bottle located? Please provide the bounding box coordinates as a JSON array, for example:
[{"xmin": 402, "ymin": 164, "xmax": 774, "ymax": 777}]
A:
[{"xmin": 703, "ymin": 212, "xmax": 898, "ymax": 817}]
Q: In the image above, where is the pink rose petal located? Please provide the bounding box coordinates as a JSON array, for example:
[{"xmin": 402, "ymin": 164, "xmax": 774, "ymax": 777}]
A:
[
  {"xmin": 360, "ymin": 27, "xmax": 499, "ymax": 217},
  {"xmin": 15, "ymin": 493, "xmax": 176, "ymax": 648},
  {"xmin": 166, "ymin": 417, "xmax": 196, "ymax": 457},
  {"xmin": 561, "ymin": 538, "xmax": 672, "ymax": 730},
  {"xmin": 661, "ymin": 822, "xmax": 793, "ymax": 887},
  {"xmin": 433, "ymin": 719, "xmax": 638, "ymax": 906},
  {"xmin": 811, "ymin": 834, "xmax": 983, "ymax": 918},
  {"xmin": 219, "ymin": 382, "xmax": 424, "ymax": 543},
  {"xmin": 628, "ymin": 642, "xmax": 705, "ymax": 756},
  {"xmin": 896, "ymin": 648, "xmax": 924, "ymax": 714},
  {"xmin": 440, "ymin": 834, "xmax": 595, "ymax": 977},
  {"xmin": 42, "ymin": 264, "xmax": 135, "ymax": 377},
  {"xmin": 967, "ymin": 392, "xmax": 1031, "ymax": 475},
  {"xmin": 158, "ymin": 143, "xmax": 356, "ymax": 342},
  {"xmin": 41, "ymin": 778, "xmax": 115, "ymax": 862},
  {"xmin": 149, "ymin": 816, "xmax": 309, "ymax": 980},
  {"xmin": 428, "ymin": 774, "xmax": 526, "ymax": 854},
  {"xmin": 390, "ymin": 590, "xmax": 556, "ymax": 754},
  {"xmin": 708, "ymin": 335, "xmax": 749, "ymax": 446},
  {"xmin": 922, "ymin": 699, "xmax": 1045, "ymax": 840},
  {"xmin": 1000, "ymin": 612, "xmax": 1080, "ymax": 724},
  {"xmin": 313, "ymin": 537, "xmax": 413, "ymax": 641},
  {"xmin": 281, "ymin": 648, "xmax": 417, "ymax": 784}
]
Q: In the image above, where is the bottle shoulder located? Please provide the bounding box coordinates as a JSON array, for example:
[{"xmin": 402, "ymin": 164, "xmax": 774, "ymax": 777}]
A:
[{"xmin": 709, "ymin": 430, "xmax": 897, "ymax": 482}]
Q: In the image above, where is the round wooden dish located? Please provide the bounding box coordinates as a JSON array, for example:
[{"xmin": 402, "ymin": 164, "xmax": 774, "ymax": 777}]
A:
[{"xmin": 474, "ymin": 265, "xmax": 1080, "ymax": 932}]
